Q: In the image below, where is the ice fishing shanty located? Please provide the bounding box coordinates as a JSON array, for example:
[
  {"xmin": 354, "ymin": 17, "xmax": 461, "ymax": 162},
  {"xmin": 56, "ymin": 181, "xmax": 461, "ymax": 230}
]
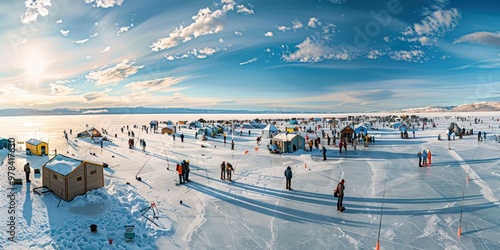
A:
[
  {"xmin": 42, "ymin": 154, "xmax": 104, "ymax": 201},
  {"xmin": 26, "ymin": 139, "xmax": 49, "ymax": 156}
]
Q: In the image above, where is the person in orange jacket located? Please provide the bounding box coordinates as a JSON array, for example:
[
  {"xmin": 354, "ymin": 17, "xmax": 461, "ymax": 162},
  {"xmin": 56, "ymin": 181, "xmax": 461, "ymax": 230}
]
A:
[
  {"xmin": 427, "ymin": 150, "xmax": 432, "ymax": 165},
  {"xmin": 176, "ymin": 163, "xmax": 184, "ymax": 184}
]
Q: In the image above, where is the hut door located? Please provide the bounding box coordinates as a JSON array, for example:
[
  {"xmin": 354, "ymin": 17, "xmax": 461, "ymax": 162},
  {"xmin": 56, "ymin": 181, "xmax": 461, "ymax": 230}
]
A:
[
  {"xmin": 41, "ymin": 146, "xmax": 46, "ymax": 155},
  {"xmin": 43, "ymin": 172, "xmax": 49, "ymax": 187}
]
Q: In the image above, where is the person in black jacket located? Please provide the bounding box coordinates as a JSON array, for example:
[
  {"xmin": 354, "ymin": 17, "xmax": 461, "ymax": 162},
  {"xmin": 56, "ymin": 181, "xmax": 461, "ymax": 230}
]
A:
[{"xmin": 284, "ymin": 166, "xmax": 293, "ymax": 190}]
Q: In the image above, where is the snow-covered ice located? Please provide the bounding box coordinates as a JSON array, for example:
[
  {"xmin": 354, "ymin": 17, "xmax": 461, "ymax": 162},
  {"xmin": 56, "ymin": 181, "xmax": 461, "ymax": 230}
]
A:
[{"xmin": 0, "ymin": 113, "xmax": 499, "ymax": 249}]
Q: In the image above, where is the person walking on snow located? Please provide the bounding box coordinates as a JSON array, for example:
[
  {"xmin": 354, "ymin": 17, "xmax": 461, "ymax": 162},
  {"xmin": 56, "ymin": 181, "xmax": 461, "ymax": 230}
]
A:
[
  {"xmin": 284, "ymin": 166, "xmax": 293, "ymax": 190},
  {"xmin": 335, "ymin": 179, "xmax": 345, "ymax": 211},
  {"xmin": 220, "ymin": 161, "xmax": 226, "ymax": 180},
  {"xmin": 24, "ymin": 163, "xmax": 31, "ymax": 183},
  {"xmin": 322, "ymin": 146, "xmax": 327, "ymax": 160}
]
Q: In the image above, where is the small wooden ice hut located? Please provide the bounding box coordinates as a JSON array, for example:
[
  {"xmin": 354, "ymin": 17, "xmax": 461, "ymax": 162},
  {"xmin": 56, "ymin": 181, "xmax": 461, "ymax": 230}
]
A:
[
  {"xmin": 26, "ymin": 139, "xmax": 49, "ymax": 156},
  {"xmin": 42, "ymin": 154, "xmax": 104, "ymax": 201}
]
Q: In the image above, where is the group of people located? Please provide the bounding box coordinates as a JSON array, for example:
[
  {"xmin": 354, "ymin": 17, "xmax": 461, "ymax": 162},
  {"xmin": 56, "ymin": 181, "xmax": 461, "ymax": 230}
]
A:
[
  {"xmin": 220, "ymin": 161, "xmax": 234, "ymax": 181},
  {"xmin": 417, "ymin": 149, "xmax": 432, "ymax": 167},
  {"xmin": 176, "ymin": 160, "xmax": 191, "ymax": 184}
]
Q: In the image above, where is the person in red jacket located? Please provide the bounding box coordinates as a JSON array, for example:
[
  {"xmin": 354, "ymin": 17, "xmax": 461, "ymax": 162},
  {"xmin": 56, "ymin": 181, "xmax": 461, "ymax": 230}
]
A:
[{"xmin": 176, "ymin": 163, "xmax": 184, "ymax": 184}]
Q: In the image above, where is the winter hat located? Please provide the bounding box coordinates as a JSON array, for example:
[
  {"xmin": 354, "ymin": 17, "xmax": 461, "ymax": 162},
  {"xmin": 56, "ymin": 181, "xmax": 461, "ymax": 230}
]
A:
[
  {"xmin": 287, "ymin": 166, "xmax": 291, "ymax": 169},
  {"xmin": 341, "ymin": 179, "xmax": 345, "ymax": 183}
]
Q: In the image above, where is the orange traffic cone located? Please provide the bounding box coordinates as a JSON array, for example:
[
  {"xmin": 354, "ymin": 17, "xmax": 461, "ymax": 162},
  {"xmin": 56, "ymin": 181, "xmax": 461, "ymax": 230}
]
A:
[
  {"xmin": 375, "ymin": 241, "xmax": 380, "ymax": 250},
  {"xmin": 457, "ymin": 226, "xmax": 462, "ymax": 237},
  {"xmin": 304, "ymin": 164, "xmax": 307, "ymax": 168}
]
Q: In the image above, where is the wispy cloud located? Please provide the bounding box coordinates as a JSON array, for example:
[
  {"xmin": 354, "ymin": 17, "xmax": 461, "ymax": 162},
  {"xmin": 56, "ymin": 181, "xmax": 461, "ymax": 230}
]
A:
[
  {"xmin": 454, "ymin": 32, "xmax": 500, "ymax": 48},
  {"xmin": 125, "ymin": 77, "xmax": 186, "ymax": 92},
  {"xmin": 86, "ymin": 60, "xmax": 144, "ymax": 86},
  {"xmin": 264, "ymin": 31, "xmax": 273, "ymax": 37},
  {"xmin": 240, "ymin": 58, "xmax": 257, "ymax": 65},
  {"xmin": 82, "ymin": 92, "xmax": 106, "ymax": 101},
  {"xmin": 151, "ymin": 0, "xmax": 251, "ymax": 51},
  {"xmin": 50, "ymin": 83, "xmax": 74, "ymax": 95}
]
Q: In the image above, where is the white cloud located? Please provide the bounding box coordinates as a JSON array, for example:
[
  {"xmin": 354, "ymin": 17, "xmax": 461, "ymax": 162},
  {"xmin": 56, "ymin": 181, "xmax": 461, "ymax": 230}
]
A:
[
  {"xmin": 235, "ymin": 31, "xmax": 243, "ymax": 36},
  {"xmin": 82, "ymin": 92, "xmax": 105, "ymax": 101},
  {"xmin": 100, "ymin": 47, "xmax": 111, "ymax": 53},
  {"xmin": 283, "ymin": 37, "xmax": 349, "ymax": 62},
  {"xmin": 125, "ymin": 77, "xmax": 186, "ymax": 92},
  {"xmin": 165, "ymin": 55, "xmax": 175, "ymax": 61},
  {"xmin": 367, "ymin": 49, "xmax": 382, "ymax": 59},
  {"xmin": 453, "ymin": 32, "xmax": 500, "ymax": 47},
  {"xmin": 277, "ymin": 25, "xmax": 289, "ymax": 32},
  {"xmin": 91, "ymin": 33, "xmax": 99, "ymax": 37},
  {"xmin": 292, "ymin": 20, "xmax": 303, "ymax": 30},
  {"xmin": 84, "ymin": 0, "xmax": 124, "ymax": 8},
  {"xmin": 60, "ymin": 30, "xmax": 69, "ymax": 36},
  {"xmin": 21, "ymin": 0, "xmax": 51, "ymax": 24},
  {"xmin": 390, "ymin": 50, "xmax": 425, "ymax": 62},
  {"xmin": 50, "ymin": 83, "xmax": 74, "ymax": 95},
  {"xmin": 86, "ymin": 59, "xmax": 144, "ymax": 86},
  {"xmin": 151, "ymin": 0, "xmax": 240, "ymax": 51},
  {"xmin": 308, "ymin": 17, "xmax": 320, "ymax": 28},
  {"xmin": 219, "ymin": 38, "xmax": 224, "ymax": 43},
  {"xmin": 412, "ymin": 8, "xmax": 461, "ymax": 36},
  {"xmin": 117, "ymin": 25, "xmax": 132, "ymax": 35},
  {"xmin": 264, "ymin": 32, "xmax": 273, "ymax": 37},
  {"xmin": 56, "ymin": 19, "xmax": 62, "ymax": 24},
  {"xmin": 75, "ymin": 39, "xmax": 89, "ymax": 44},
  {"xmin": 240, "ymin": 58, "xmax": 257, "ymax": 65},
  {"xmin": 418, "ymin": 36, "xmax": 431, "ymax": 46},
  {"xmin": 192, "ymin": 47, "xmax": 218, "ymax": 58},
  {"xmin": 236, "ymin": 4, "xmax": 254, "ymax": 15}
]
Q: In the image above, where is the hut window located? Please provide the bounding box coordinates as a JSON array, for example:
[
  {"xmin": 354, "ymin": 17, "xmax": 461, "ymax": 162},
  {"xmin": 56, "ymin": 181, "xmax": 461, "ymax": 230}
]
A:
[
  {"xmin": 90, "ymin": 169, "xmax": 97, "ymax": 175},
  {"xmin": 76, "ymin": 176, "xmax": 83, "ymax": 181},
  {"xmin": 53, "ymin": 174, "xmax": 57, "ymax": 180}
]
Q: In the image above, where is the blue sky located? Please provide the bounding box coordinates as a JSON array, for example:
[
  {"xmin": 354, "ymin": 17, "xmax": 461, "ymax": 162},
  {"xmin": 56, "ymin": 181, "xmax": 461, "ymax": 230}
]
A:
[{"xmin": 1, "ymin": 0, "xmax": 500, "ymax": 112}]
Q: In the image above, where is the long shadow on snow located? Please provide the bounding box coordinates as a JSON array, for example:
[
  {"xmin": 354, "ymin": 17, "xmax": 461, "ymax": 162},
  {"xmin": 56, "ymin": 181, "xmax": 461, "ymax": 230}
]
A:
[
  {"xmin": 345, "ymin": 202, "xmax": 496, "ymax": 216},
  {"xmin": 188, "ymin": 181, "xmax": 369, "ymax": 227},
  {"xmin": 426, "ymin": 157, "xmax": 500, "ymax": 167}
]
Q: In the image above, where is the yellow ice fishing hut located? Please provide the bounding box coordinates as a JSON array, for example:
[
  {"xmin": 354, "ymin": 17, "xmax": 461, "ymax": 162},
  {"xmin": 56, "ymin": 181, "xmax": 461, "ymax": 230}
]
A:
[{"xmin": 26, "ymin": 139, "xmax": 49, "ymax": 156}]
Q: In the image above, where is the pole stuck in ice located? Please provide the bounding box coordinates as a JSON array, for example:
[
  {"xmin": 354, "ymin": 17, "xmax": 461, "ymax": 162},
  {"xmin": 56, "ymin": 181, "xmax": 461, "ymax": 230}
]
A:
[{"xmin": 376, "ymin": 177, "xmax": 387, "ymax": 250}]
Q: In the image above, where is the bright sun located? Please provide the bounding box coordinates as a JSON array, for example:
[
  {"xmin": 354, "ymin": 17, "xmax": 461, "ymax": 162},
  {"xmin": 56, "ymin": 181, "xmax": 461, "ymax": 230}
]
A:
[{"xmin": 20, "ymin": 46, "xmax": 48, "ymax": 83}]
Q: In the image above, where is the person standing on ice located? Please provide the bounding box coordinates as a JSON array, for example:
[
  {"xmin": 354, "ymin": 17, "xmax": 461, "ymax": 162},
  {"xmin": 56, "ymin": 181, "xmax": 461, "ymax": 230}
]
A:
[
  {"xmin": 176, "ymin": 163, "xmax": 184, "ymax": 184},
  {"xmin": 220, "ymin": 161, "xmax": 226, "ymax": 180},
  {"xmin": 322, "ymin": 146, "xmax": 327, "ymax": 161},
  {"xmin": 335, "ymin": 179, "xmax": 345, "ymax": 211},
  {"xmin": 427, "ymin": 150, "xmax": 432, "ymax": 165},
  {"xmin": 284, "ymin": 166, "xmax": 293, "ymax": 190},
  {"xmin": 24, "ymin": 163, "xmax": 31, "ymax": 183},
  {"xmin": 226, "ymin": 162, "xmax": 234, "ymax": 181},
  {"xmin": 183, "ymin": 160, "xmax": 191, "ymax": 182},
  {"xmin": 417, "ymin": 151, "xmax": 423, "ymax": 167},
  {"xmin": 422, "ymin": 150, "xmax": 428, "ymax": 165}
]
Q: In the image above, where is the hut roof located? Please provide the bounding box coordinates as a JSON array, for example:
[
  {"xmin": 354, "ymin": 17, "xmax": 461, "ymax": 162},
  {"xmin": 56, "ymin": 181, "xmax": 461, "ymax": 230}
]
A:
[
  {"xmin": 27, "ymin": 139, "xmax": 46, "ymax": 146},
  {"xmin": 44, "ymin": 154, "xmax": 83, "ymax": 176},
  {"xmin": 340, "ymin": 126, "xmax": 355, "ymax": 134}
]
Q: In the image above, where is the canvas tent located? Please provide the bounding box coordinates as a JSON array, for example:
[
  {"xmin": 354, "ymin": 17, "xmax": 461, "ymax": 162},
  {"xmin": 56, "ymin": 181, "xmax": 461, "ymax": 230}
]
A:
[
  {"xmin": 271, "ymin": 133, "xmax": 305, "ymax": 153},
  {"xmin": 0, "ymin": 138, "xmax": 9, "ymax": 149},
  {"xmin": 26, "ymin": 139, "xmax": 49, "ymax": 156},
  {"xmin": 261, "ymin": 124, "xmax": 279, "ymax": 139},
  {"xmin": 42, "ymin": 154, "xmax": 104, "ymax": 201},
  {"xmin": 448, "ymin": 122, "xmax": 462, "ymax": 135},
  {"xmin": 77, "ymin": 127, "xmax": 102, "ymax": 139}
]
